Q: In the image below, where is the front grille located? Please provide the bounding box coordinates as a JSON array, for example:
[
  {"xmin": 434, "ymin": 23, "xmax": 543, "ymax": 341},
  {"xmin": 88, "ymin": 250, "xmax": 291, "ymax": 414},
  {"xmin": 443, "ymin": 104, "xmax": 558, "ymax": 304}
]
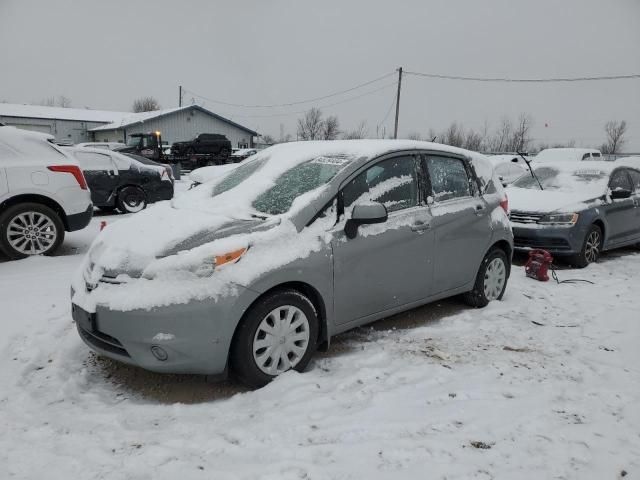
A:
[
  {"xmin": 510, "ymin": 211, "xmax": 544, "ymax": 224},
  {"xmin": 77, "ymin": 322, "xmax": 130, "ymax": 357},
  {"xmin": 514, "ymin": 236, "xmax": 571, "ymax": 250}
]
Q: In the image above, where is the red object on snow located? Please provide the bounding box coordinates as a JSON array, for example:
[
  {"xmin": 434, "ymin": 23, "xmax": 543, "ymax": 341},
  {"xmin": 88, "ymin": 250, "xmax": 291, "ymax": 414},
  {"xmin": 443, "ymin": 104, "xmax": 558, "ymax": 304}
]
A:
[
  {"xmin": 525, "ymin": 249, "xmax": 553, "ymax": 282},
  {"xmin": 100, "ymin": 221, "xmax": 107, "ymax": 231}
]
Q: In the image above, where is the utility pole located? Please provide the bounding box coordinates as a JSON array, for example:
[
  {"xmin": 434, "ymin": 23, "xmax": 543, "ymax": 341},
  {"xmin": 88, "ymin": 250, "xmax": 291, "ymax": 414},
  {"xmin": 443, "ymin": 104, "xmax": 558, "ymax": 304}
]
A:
[
  {"xmin": 179, "ymin": 85, "xmax": 182, "ymax": 107},
  {"xmin": 393, "ymin": 67, "xmax": 403, "ymax": 139}
]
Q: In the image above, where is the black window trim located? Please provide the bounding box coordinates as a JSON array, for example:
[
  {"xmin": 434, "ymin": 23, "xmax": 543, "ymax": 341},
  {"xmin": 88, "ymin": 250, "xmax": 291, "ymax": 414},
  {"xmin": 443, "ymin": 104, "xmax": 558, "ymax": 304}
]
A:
[
  {"xmin": 609, "ymin": 167, "xmax": 634, "ymax": 192},
  {"xmin": 336, "ymin": 151, "xmax": 423, "ymax": 220}
]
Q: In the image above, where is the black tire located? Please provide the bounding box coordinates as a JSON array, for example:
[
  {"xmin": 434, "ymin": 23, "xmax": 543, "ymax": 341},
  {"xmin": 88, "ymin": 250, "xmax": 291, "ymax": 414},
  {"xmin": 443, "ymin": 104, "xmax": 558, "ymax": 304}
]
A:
[
  {"xmin": 463, "ymin": 247, "xmax": 510, "ymax": 308},
  {"xmin": 230, "ymin": 289, "xmax": 319, "ymax": 388},
  {"xmin": 570, "ymin": 224, "xmax": 602, "ymax": 268},
  {"xmin": 116, "ymin": 186, "xmax": 147, "ymax": 214},
  {"xmin": 0, "ymin": 202, "xmax": 65, "ymax": 259}
]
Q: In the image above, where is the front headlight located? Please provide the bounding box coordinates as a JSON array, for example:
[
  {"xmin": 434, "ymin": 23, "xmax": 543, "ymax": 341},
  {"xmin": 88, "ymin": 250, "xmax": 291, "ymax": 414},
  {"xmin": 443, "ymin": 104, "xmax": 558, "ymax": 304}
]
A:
[
  {"xmin": 143, "ymin": 247, "xmax": 248, "ymax": 280},
  {"xmin": 538, "ymin": 213, "xmax": 579, "ymax": 225}
]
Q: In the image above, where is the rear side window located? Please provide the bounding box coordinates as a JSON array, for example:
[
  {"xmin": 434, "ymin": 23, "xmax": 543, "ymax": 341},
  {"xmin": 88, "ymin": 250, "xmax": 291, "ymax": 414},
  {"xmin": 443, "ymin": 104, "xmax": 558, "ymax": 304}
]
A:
[
  {"xmin": 592, "ymin": 152, "xmax": 601, "ymax": 158},
  {"xmin": 342, "ymin": 155, "xmax": 418, "ymax": 213},
  {"xmin": 424, "ymin": 156, "xmax": 472, "ymax": 202},
  {"xmin": 582, "ymin": 153, "xmax": 591, "ymax": 160},
  {"xmin": 609, "ymin": 170, "xmax": 632, "ymax": 192},
  {"xmin": 75, "ymin": 151, "xmax": 115, "ymax": 171}
]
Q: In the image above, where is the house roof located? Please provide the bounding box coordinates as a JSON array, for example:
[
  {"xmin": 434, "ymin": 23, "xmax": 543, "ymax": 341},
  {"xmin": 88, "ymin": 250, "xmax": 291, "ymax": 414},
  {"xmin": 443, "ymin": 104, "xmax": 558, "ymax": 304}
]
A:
[
  {"xmin": 89, "ymin": 105, "xmax": 258, "ymax": 136},
  {"xmin": 0, "ymin": 103, "xmax": 128, "ymax": 123}
]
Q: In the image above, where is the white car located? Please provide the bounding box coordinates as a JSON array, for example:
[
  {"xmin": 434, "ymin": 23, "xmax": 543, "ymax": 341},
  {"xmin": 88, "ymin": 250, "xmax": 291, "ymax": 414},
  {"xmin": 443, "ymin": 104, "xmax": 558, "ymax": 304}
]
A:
[
  {"xmin": 535, "ymin": 148, "xmax": 603, "ymax": 163},
  {"xmin": 76, "ymin": 142, "xmax": 125, "ymax": 151},
  {"xmin": 0, "ymin": 126, "xmax": 92, "ymax": 259}
]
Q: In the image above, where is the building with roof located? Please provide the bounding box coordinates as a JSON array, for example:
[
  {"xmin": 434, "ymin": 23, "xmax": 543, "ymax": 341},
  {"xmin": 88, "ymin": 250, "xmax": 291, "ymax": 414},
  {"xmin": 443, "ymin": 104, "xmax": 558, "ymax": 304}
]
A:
[
  {"xmin": 91, "ymin": 105, "xmax": 257, "ymax": 148},
  {"xmin": 0, "ymin": 103, "xmax": 258, "ymax": 148}
]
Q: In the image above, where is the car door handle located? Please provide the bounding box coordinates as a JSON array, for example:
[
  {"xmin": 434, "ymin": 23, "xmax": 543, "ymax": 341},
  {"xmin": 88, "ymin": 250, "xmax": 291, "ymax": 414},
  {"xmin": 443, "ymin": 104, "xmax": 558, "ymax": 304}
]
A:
[{"xmin": 411, "ymin": 221, "xmax": 431, "ymax": 232}]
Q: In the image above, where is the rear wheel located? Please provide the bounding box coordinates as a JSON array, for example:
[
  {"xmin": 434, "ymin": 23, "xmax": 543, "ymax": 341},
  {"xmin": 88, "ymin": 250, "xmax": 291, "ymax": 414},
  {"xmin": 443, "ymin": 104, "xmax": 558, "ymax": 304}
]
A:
[
  {"xmin": 570, "ymin": 224, "xmax": 602, "ymax": 268},
  {"xmin": 463, "ymin": 248, "xmax": 509, "ymax": 308},
  {"xmin": 116, "ymin": 186, "xmax": 147, "ymax": 214},
  {"xmin": 0, "ymin": 203, "xmax": 64, "ymax": 259},
  {"xmin": 230, "ymin": 289, "xmax": 319, "ymax": 388}
]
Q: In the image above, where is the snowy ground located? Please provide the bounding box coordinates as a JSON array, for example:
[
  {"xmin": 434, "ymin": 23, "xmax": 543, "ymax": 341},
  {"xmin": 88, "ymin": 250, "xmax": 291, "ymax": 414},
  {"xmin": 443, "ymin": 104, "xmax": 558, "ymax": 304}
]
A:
[{"xmin": 1, "ymin": 181, "xmax": 639, "ymax": 479}]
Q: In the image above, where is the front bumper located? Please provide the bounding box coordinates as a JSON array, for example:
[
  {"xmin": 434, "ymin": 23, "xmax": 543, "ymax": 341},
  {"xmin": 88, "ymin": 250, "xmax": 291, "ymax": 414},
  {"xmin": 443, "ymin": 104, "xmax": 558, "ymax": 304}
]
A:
[
  {"xmin": 511, "ymin": 223, "xmax": 587, "ymax": 255},
  {"xmin": 72, "ymin": 292, "xmax": 250, "ymax": 375},
  {"xmin": 66, "ymin": 205, "xmax": 93, "ymax": 232}
]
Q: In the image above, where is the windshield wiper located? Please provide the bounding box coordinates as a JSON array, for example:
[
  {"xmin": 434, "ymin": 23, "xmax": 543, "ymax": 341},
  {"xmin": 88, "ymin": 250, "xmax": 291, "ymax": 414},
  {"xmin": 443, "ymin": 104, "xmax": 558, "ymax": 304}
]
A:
[
  {"xmin": 514, "ymin": 152, "xmax": 544, "ymax": 190},
  {"xmin": 250, "ymin": 213, "xmax": 269, "ymax": 220}
]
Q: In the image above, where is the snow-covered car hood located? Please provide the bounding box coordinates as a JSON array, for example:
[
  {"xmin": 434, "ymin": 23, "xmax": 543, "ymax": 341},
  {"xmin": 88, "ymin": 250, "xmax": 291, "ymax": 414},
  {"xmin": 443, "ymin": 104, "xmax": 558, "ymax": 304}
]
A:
[
  {"xmin": 85, "ymin": 202, "xmax": 276, "ymax": 277},
  {"xmin": 507, "ymin": 187, "xmax": 602, "ymax": 214}
]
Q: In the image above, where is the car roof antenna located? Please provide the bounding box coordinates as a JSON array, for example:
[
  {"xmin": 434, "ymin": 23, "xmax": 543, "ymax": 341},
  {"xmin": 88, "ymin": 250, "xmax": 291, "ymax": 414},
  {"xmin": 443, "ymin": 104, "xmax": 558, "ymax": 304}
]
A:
[{"xmin": 514, "ymin": 151, "xmax": 544, "ymax": 190}]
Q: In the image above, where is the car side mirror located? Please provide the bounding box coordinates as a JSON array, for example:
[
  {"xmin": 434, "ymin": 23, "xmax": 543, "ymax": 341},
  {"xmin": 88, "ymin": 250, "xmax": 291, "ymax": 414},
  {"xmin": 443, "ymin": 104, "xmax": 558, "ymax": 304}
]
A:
[
  {"xmin": 611, "ymin": 188, "xmax": 632, "ymax": 199},
  {"xmin": 344, "ymin": 202, "xmax": 388, "ymax": 239}
]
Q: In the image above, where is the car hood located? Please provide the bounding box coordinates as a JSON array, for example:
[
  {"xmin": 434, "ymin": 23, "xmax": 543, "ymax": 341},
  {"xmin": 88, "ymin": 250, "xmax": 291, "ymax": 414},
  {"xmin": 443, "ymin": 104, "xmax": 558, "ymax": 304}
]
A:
[
  {"xmin": 507, "ymin": 187, "xmax": 602, "ymax": 214},
  {"xmin": 86, "ymin": 201, "xmax": 278, "ymax": 277}
]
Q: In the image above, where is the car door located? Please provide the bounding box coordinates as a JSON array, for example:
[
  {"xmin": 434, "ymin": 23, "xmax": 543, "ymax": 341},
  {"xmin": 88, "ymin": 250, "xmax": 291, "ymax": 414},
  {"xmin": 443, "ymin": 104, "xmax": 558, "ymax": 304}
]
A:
[
  {"xmin": 422, "ymin": 154, "xmax": 491, "ymax": 294},
  {"xmin": 332, "ymin": 154, "xmax": 434, "ymax": 325},
  {"xmin": 604, "ymin": 168, "xmax": 636, "ymax": 246},
  {"xmin": 625, "ymin": 169, "xmax": 640, "ymax": 241},
  {"xmin": 74, "ymin": 151, "xmax": 120, "ymax": 205}
]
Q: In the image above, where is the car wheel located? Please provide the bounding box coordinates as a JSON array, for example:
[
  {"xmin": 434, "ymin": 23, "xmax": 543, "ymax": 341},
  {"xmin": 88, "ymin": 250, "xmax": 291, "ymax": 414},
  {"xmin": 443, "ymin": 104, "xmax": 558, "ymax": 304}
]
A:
[
  {"xmin": 116, "ymin": 186, "xmax": 147, "ymax": 214},
  {"xmin": 230, "ymin": 289, "xmax": 319, "ymax": 388},
  {"xmin": 571, "ymin": 224, "xmax": 602, "ymax": 268},
  {"xmin": 463, "ymin": 247, "xmax": 510, "ymax": 308},
  {"xmin": 0, "ymin": 203, "xmax": 65, "ymax": 259}
]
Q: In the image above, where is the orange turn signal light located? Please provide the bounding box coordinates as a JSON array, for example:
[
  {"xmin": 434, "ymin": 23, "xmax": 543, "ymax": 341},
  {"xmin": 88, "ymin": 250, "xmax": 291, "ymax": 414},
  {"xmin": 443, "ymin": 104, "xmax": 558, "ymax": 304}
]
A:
[{"xmin": 214, "ymin": 248, "xmax": 247, "ymax": 267}]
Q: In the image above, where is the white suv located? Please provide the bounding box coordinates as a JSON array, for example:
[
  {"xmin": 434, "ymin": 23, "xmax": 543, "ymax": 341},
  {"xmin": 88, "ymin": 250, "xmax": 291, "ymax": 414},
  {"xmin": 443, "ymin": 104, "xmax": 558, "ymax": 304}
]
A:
[{"xmin": 0, "ymin": 126, "xmax": 93, "ymax": 259}]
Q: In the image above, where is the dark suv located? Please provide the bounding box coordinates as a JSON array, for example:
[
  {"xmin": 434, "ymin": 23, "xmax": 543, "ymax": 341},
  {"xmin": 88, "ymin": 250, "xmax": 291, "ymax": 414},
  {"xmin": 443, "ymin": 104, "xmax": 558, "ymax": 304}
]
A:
[{"xmin": 171, "ymin": 134, "xmax": 232, "ymax": 157}]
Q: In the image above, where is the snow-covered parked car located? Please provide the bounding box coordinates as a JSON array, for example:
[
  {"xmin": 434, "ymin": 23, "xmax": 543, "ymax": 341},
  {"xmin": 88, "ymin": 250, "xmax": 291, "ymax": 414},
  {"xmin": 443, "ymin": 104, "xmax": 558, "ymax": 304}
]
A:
[
  {"xmin": 535, "ymin": 148, "xmax": 603, "ymax": 163},
  {"xmin": 71, "ymin": 140, "xmax": 513, "ymax": 387},
  {"xmin": 68, "ymin": 147, "xmax": 174, "ymax": 213},
  {"xmin": 0, "ymin": 126, "xmax": 92, "ymax": 259},
  {"xmin": 508, "ymin": 162, "xmax": 640, "ymax": 267},
  {"xmin": 230, "ymin": 148, "xmax": 259, "ymax": 163}
]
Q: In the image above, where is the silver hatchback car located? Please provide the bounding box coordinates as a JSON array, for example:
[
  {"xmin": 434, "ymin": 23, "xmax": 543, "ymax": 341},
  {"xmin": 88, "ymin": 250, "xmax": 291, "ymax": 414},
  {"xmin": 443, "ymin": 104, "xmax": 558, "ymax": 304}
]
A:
[{"xmin": 71, "ymin": 140, "xmax": 513, "ymax": 387}]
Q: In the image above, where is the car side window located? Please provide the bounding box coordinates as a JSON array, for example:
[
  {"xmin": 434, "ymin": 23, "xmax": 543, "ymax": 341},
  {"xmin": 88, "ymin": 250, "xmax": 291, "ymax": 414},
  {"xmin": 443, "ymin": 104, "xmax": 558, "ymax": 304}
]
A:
[
  {"xmin": 592, "ymin": 152, "xmax": 601, "ymax": 158},
  {"xmin": 75, "ymin": 151, "xmax": 115, "ymax": 171},
  {"xmin": 582, "ymin": 153, "xmax": 591, "ymax": 160},
  {"xmin": 423, "ymin": 156, "xmax": 472, "ymax": 202},
  {"xmin": 342, "ymin": 156, "xmax": 418, "ymax": 213},
  {"xmin": 609, "ymin": 170, "xmax": 632, "ymax": 192},
  {"xmin": 627, "ymin": 170, "xmax": 640, "ymax": 193}
]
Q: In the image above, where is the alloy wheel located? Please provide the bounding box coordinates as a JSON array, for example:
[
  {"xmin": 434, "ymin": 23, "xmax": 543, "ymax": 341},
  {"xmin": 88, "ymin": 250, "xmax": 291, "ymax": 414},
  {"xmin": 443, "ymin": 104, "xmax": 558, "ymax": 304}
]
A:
[
  {"xmin": 484, "ymin": 257, "xmax": 506, "ymax": 301},
  {"xmin": 584, "ymin": 230, "xmax": 601, "ymax": 264},
  {"xmin": 252, "ymin": 305, "xmax": 310, "ymax": 375},
  {"xmin": 6, "ymin": 211, "xmax": 58, "ymax": 255}
]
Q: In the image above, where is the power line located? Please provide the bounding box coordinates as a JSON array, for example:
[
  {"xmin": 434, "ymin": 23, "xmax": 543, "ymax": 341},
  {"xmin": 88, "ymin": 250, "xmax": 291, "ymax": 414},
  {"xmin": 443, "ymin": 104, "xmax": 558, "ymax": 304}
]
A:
[
  {"xmin": 404, "ymin": 71, "xmax": 640, "ymax": 83},
  {"xmin": 182, "ymin": 71, "xmax": 396, "ymax": 109},
  {"xmin": 203, "ymin": 81, "xmax": 398, "ymax": 119}
]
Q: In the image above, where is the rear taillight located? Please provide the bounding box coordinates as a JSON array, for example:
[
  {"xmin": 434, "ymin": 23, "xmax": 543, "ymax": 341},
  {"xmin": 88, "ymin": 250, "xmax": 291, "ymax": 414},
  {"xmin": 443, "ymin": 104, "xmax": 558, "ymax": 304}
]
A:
[
  {"xmin": 47, "ymin": 165, "xmax": 88, "ymax": 190},
  {"xmin": 500, "ymin": 195, "xmax": 509, "ymax": 214}
]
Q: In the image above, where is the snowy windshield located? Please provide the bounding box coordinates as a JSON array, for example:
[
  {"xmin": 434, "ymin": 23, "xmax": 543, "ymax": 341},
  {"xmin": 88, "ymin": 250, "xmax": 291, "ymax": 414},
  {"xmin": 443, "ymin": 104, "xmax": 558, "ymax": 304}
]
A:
[
  {"xmin": 126, "ymin": 137, "xmax": 141, "ymax": 147},
  {"xmin": 211, "ymin": 155, "xmax": 346, "ymax": 215},
  {"xmin": 512, "ymin": 166, "xmax": 609, "ymax": 194}
]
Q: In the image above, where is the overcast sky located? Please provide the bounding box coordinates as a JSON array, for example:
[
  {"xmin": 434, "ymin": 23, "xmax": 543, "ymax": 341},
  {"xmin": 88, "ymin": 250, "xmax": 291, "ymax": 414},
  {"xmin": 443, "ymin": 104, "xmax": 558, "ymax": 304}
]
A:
[{"xmin": 1, "ymin": 0, "xmax": 639, "ymax": 150}]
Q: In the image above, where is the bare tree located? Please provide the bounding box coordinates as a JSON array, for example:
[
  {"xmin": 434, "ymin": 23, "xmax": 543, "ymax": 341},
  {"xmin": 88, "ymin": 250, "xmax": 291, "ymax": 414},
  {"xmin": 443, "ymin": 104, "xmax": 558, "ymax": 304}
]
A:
[
  {"xmin": 600, "ymin": 120, "xmax": 627, "ymax": 154},
  {"xmin": 406, "ymin": 132, "xmax": 422, "ymax": 141},
  {"xmin": 343, "ymin": 121, "xmax": 369, "ymax": 140},
  {"xmin": 463, "ymin": 129, "xmax": 484, "ymax": 151},
  {"xmin": 132, "ymin": 96, "xmax": 161, "ymax": 113},
  {"xmin": 259, "ymin": 134, "xmax": 276, "ymax": 145},
  {"xmin": 321, "ymin": 115, "xmax": 341, "ymax": 140},
  {"xmin": 506, "ymin": 113, "xmax": 533, "ymax": 152},
  {"xmin": 441, "ymin": 122, "xmax": 465, "ymax": 147},
  {"xmin": 57, "ymin": 95, "xmax": 72, "ymax": 108},
  {"xmin": 486, "ymin": 116, "xmax": 513, "ymax": 152},
  {"xmin": 297, "ymin": 108, "xmax": 324, "ymax": 140}
]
